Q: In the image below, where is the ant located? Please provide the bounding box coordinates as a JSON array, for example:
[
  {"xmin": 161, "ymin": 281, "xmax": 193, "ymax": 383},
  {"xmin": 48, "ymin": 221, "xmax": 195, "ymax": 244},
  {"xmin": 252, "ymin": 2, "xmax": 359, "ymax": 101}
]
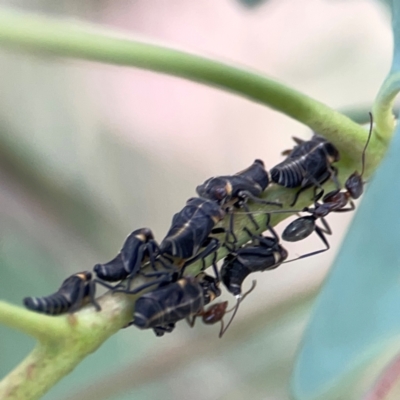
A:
[
  {"xmin": 189, "ymin": 280, "xmax": 257, "ymax": 337},
  {"xmin": 281, "ymin": 113, "xmax": 373, "ymax": 259}
]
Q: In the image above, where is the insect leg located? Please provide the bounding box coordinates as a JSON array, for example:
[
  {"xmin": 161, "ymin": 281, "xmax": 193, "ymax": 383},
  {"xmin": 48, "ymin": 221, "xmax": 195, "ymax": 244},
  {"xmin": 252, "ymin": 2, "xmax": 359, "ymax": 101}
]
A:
[
  {"xmin": 93, "ymin": 278, "xmax": 121, "ymax": 292},
  {"xmin": 225, "ymin": 211, "xmax": 238, "ymax": 247},
  {"xmin": 115, "ymin": 275, "xmax": 173, "ymax": 295},
  {"xmin": 333, "ymin": 200, "xmax": 356, "ymax": 212},
  {"xmin": 241, "ymin": 202, "xmax": 260, "ymax": 230},
  {"xmin": 239, "ymin": 190, "xmax": 282, "ymax": 207},
  {"xmin": 181, "ymin": 238, "xmax": 220, "ymax": 276},
  {"xmin": 88, "ymin": 280, "xmax": 101, "ymax": 311},
  {"xmin": 219, "ymin": 280, "xmax": 257, "ymax": 338},
  {"xmin": 68, "ymin": 280, "xmax": 87, "ymax": 313}
]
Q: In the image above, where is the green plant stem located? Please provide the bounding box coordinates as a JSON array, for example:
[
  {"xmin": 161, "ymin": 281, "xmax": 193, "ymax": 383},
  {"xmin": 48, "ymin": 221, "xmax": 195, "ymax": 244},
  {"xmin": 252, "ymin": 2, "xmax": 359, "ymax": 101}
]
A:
[
  {"xmin": 0, "ymin": 301, "xmax": 67, "ymax": 342},
  {"xmin": 0, "ymin": 293, "xmax": 132, "ymax": 400},
  {"xmin": 0, "ymin": 8, "xmax": 386, "ymax": 164},
  {"xmin": 373, "ymin": 72, "xmax": 400, "ymax": 142}
]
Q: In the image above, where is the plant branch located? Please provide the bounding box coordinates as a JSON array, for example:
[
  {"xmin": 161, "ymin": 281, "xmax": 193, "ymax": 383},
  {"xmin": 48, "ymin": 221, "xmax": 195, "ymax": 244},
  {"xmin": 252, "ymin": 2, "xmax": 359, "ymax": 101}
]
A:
[
  {"xmin": 0, "ymin": 301, "xmax": 67, "ymax": 342},
  {"xmin": 0, "ymin": 8, "xmax": 386, "ymax": 164},
  {"xmin": 373, "ymin": 72, "xmax": 400, "ymax": 143}
]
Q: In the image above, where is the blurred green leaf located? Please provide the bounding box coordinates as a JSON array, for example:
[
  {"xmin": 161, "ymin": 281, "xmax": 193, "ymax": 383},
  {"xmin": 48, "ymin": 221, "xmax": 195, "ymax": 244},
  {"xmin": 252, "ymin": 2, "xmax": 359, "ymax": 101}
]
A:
[
  {"xmin": 293, "ymin": 2, "xmax": 400, "ymax": 397},
  {"xmin": 292, "ymin": 119, "xmax": 400, "ymax": 400}
]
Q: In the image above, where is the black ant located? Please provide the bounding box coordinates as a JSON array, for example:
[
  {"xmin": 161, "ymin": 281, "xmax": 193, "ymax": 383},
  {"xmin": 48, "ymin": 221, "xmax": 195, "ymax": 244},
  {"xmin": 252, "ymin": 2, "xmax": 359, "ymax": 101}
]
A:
[
  {"xmin": 189, "ymin": 280, "xmax": 257, "ymax": 337},
  {"xmin": 281, "ymin": 113, "xmax": 373, "ymax": 259}
]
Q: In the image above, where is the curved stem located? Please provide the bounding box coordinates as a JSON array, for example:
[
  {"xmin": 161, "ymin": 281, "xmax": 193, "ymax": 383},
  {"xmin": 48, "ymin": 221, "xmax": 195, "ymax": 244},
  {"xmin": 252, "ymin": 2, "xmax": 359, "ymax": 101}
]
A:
[
  {"xmin": 0, "ymin": 293, "xmax": 132, "ymax": 400},
  {"xmin": 0, "ymin": 8, "xmax": 382, "ymax": 163},
  {"xmin": 373, "ymin": 72, "xmax": 400, "ymax": 143},
  {"xmin": 0, "ymin": 301, "xmax": 67, "ymax": 342}
]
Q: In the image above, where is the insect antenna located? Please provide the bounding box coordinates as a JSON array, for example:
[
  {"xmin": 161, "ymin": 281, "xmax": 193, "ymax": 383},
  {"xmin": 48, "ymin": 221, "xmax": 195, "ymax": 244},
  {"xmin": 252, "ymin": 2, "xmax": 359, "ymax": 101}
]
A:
[
  {"xmin": 360, "ymin": 112, "xmax": 373, "ymax": 178},
  {"xmin": 219, "ymin": 280, "xmax": 257, "ymax": 338}
]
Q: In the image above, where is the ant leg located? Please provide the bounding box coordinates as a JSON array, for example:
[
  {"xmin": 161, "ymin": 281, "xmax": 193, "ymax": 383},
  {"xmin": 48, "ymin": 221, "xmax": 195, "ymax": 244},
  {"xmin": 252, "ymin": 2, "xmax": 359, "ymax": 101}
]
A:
[
  {"xmin": 291, "ymin": 186, "xmax": 308, "ymax": 207},
  {"xmin": 115, "ymin": 276, "xmax": 172, "ymax": 295},
  {"xmin": 211, "ymin": 251, "xmax": 220, "ymax": 282},
  {"xmin": 225, "ymin": 212, "xmax": 238, "ymax": 246},
  {"xmin": 219, "ymin": 280, "xmax": 257, "ymax": 338},
  {"xmin": 333, "ymin": 200, "xmax": 356, "ymax": 213},
  {"xmin": 283, "ymin": 219, "xmax": 331, "ymax": 263},
  {"xmin": 265, "ymin": 218, "xmax": 280, "ymax": 242},
  {"xmin": 187, "ymin": 315, "xmax": 197, "ymax": 328},
  {"xmin": 127, "ymin": 247, "xmax": 146, "ymax": 277},
  {"xmin": 318, "ymin": 217, "xmax": 332, "ymax": 235},
  {"xmin": 329, "ymin": 166, "xmax": 340, "ymax": 190},
  {"xmin": 93, "ymin": 278, "xmax": 120, "ymax": 292},
  {"xmin": 241, "ymin": 203, "xmax": 259, "ymax": 230},
  {"xmin": 146, "ymin": 243, "xmax": 158, "ymax": 272},
  {"xmin": 239, "ymin": 190, "xmax": 282, "ymax": 207},
  {"xmin": 242, "ymin": 226, "xmax": 255, "ymax": 241},
  {"xmin": 181, "ymin": 238, "xmax": 220, "ymax": 276},
  {"xmin": 87, "ymin": 280, "xmax": 101, "ymax": 311}
]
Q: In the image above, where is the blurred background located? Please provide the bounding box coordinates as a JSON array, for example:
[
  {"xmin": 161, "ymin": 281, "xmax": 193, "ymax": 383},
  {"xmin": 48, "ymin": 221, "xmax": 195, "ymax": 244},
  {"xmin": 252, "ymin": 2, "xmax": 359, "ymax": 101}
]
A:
[{"xmin": 0, "ymin": 0, "xmax": 393, "ymax": 399}]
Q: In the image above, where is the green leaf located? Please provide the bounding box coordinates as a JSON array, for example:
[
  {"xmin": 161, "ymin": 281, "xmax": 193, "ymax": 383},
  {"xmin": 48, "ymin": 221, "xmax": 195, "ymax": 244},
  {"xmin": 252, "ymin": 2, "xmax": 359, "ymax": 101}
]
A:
[
  {"xmin": 292, "ymin": 3, "xmax": 400, "ymax": 397},
  {"xmin": 292, "ymin": 117, "xmax": 400, "ymax": 400},
  {"xmin": 373, "ymin": 0, "xmax": 400, "ymax": 140}
]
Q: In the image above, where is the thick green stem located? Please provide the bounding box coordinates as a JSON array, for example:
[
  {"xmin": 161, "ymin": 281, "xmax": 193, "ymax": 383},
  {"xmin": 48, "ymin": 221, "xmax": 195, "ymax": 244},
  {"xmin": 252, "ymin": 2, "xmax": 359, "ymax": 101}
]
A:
[
  {"xmin": 0, "ymin": 8, "xmax": 384, "ymax": 163},
  {"xmin": 373, "ymin": 72, "xmax": 400, "ymax": 142},
  {"xmin": 0, "ymin": 293, "xmax": 132, "ymax": 400},
  {"xmin": 0, "ymin": 301, "xmax": 67, "ymax": 343}
]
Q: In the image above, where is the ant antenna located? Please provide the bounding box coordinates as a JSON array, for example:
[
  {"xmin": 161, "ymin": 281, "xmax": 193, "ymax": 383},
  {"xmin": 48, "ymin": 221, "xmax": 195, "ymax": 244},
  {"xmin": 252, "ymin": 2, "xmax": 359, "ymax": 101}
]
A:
[
  {"xmin": 360, "ymin": 112, "xmax": 373, "ymax": 178},
  {"xmin": 219, "ymin": 280, "xmax": 257, "ymax": 338},
  {"xmin": 233, "ymin": 209, "xmax": 304, "ymax": 216}
]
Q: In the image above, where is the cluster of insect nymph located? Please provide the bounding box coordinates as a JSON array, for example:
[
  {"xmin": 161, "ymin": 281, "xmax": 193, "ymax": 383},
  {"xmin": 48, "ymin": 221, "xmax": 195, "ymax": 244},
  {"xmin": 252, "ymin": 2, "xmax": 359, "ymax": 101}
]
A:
[{"xmin": 23, "ymin": 114, "xmax": 373, "ymax": 338}]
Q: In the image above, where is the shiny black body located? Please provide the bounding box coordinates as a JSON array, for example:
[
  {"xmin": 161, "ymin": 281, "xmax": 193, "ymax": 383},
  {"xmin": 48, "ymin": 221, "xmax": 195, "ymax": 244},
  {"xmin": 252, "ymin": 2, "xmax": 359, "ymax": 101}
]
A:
[
  {"xmin": 196, "ymin": 159, "xmax": 270, "ymax": 206},
  {"xmin": 132, "ymin": 274, "xmax": 221, "ymax": 336},
  {"xmin": 159, "ymin": 197, "xmax": 225, "ymax": 263},
  {"xmin": 196, "ymin": 159, "xmax": 280, "ymax": 242},
  {"xmin": 221, "ymin": 228, "xmax": 288, "ymax": 296},
  {"xmin": 94, "ymin": 228, "xmax": 160, "ymax": 283},
  {"xmin": 270, "ymin": 135, "xmax": 339, "ymax": 205},
  {"xmin": 281, "ymin": 211, "xmax": 332, "ymax": 260},
  {"xmin": 23, "ymin": 271, "xmax": 99, "ymax": 315}
]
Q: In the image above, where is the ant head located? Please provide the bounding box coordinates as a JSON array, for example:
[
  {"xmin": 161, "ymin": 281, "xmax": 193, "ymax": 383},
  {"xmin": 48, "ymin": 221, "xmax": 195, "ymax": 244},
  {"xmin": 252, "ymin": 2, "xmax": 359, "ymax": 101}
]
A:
[
  {"xmin": 202, "ymin": 301, "xmax": 229, "ymax": 325},
  {"xmin": 345, "ymin": 171, "xmax": 363, "ymax": 199},
  {"xmin": 198, "ymin": 273, "xmax": 222, "ymax": 302}
]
